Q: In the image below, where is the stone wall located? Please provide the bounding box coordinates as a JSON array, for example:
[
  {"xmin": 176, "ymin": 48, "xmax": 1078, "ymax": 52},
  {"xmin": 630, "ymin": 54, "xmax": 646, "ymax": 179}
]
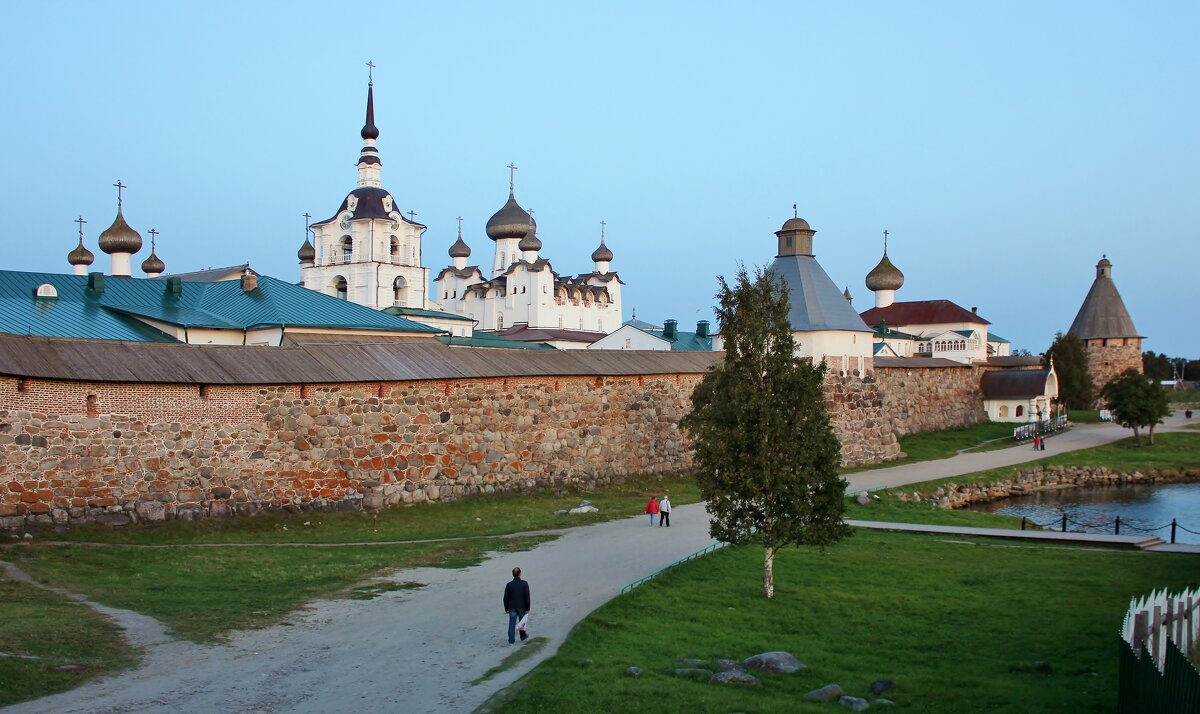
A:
[
  {"xmin": 874, "ymin": 365, "xmax": 988, "ymax": 439},
  {"xmin": 0, "ymin": 374, "xmax": 699, "ymax": 530},
  {"xmin": 1087, "ymin": 343, "xmax": 1143, "ymax": 403},
  {"xmin": 0, "ymin": 362, "xmax": 995, "ymax": 531},
  {"xmin": 894, "ymin": 464, "xmax": 1200, "ymax": 509}
]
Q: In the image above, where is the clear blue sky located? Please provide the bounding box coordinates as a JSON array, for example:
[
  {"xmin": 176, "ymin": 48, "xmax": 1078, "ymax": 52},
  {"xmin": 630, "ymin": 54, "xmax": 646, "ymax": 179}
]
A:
[{"xmin": 3, "ymin": 2, "xmax": 1196, "ymax": 357}]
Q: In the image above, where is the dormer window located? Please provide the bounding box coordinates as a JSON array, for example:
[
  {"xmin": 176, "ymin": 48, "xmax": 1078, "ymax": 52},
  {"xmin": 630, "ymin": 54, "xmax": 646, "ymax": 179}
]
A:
[{"xmin": 34, "ymin": 284, "xmax": 58, "ymax": 300}]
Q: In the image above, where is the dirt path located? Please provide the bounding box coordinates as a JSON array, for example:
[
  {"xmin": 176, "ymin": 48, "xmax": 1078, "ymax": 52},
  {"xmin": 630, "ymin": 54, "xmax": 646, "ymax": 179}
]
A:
[{"xmin": 4, "ymin": 412, "xmax": 1192, "ymax": 713}]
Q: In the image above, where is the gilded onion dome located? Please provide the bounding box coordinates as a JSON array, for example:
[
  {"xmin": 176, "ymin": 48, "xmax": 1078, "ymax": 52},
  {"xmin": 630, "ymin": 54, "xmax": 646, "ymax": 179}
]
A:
[
  {"xmin": 449, "ymin": 235, "xmax": 471, "ymax": 258},
  {"xmin": 865, "ymin": 254, "xmax": 905, "ymax": 291},
  {"xmin": 98, "ymin": 207, "xmax": 143, "ymax": 254},
  {"xmin": 591, "ymin": 239, "xmax": 613, "ymax": 263},
  {"xmin": 485, "ymin": 192, "xmax": 534, "ymax": 241},
  {"xmin": 68, "ymin": 240, "xmax": 94, "ymax": 267},
  {"xmin": 297, "ymin": 237, "xmax": 316, "ymax": 263},
  {"xmin": 141, "ymin": 250, "xmax": 165, "ymax": 275}
]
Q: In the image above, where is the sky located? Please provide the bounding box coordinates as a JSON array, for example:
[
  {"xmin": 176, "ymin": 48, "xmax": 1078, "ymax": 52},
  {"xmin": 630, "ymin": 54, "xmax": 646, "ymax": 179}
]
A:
[{"xmin": 2, "ymin": 2, "xmax": 1196, "ymax": 357}]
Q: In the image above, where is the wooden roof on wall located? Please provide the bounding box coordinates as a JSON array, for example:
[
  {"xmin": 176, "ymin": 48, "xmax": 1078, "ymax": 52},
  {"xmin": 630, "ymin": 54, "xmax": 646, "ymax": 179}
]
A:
[{"xmin": 0, "ymin": 333, "xmax": 723, "ymax": 385}]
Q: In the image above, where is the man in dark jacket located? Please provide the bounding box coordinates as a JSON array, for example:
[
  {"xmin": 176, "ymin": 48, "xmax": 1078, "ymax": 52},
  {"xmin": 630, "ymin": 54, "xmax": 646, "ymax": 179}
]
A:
[{"xmin": 503, "ymin": 566, "xmax": 531, "ymax": 644}]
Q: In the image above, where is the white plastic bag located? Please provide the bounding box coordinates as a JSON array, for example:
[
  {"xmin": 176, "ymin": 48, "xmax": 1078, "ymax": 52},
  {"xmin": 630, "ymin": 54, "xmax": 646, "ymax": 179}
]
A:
[{"xmin": 516, "ymin": 614, "xmax": 529, "ymax": 632}]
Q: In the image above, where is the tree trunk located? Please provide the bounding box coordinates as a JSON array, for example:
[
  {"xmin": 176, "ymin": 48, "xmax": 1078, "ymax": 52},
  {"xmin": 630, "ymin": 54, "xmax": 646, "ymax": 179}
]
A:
[
  {"xmin": 1148, "ymin": 423, "xmax": 1156, "ymax": 446},
  {"xmin": 763, "ymin": 545, "xmax": 776, "ymax": 599},
  {"xmin": 1132, "ymin": 425, "xmax": 1142, "ymax": 446}
]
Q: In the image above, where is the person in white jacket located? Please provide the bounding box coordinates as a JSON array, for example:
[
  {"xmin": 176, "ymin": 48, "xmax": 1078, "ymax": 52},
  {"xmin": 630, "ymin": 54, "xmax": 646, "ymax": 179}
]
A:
[{"xmin": 658, "ymin": 495, "xmax": 671, "ymax": 527}]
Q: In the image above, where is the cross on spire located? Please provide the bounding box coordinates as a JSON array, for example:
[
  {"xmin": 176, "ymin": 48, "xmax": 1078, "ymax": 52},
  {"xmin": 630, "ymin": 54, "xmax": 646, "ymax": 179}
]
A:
[
  {"xmin": 883, "ymin": 229, "xmax": 889, "ymax": 256},
  {"xmin": 303, "ymin": 212, "xmax": 312, "ymax": 232},
  {"xmin": 600, "ymin": 219, "xmax": 606, "ymax": 240},
  {"xmin": 506, "ymin": 162, "xmax": 518, "ymax": 192},
  {"xmin": 366, "ymin": 60, "xmax": 375, "ymax": 85},
  {"xmin": 793, "ymin": 203, "xmax": 798, "ymax": 218},
  {"xmin": 75, "ymin": 215, "xmax": 86, "ymax": 242},
  {"xmin": 407, "ymin": 210, "xmax": 418, "ymax": 223},
  {"xmin": 455, "ymin": 215, "xmax": 463, "ymax": 237},
  {"xmin": 113, "ymin": 180, "xmax": 126, "ymax": 209},
  {"xmin": 148, "ymin": 228, "xmax": 158, "ymax": 252}
]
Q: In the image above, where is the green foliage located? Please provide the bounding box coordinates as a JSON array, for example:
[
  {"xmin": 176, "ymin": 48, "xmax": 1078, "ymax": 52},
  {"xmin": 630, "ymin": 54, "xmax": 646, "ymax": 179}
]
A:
[
  {"xmin": 494, "ymin": 531, "xmax": 1199, "ymax": 713},
  {"xmin": 1045, "ymin": 332, "xmax": 1094, "ymax": 409},
  {"xmin": 1101, "ymin": 369, "xmax": 1172, "ymax": 445},
  {"xmin": 1142, "ymin": 351, "xmax": 1175, "ymax": 381},
  {"xmin": 682, "ymin": 267, "xmax": 849, "ymax": 596}
]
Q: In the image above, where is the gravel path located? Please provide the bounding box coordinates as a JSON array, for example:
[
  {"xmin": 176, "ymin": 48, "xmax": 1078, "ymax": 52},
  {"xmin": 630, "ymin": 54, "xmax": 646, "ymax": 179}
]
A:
[{"xmin": 4, "ymin": 412, "xmax": 1193, "ymax": 713}]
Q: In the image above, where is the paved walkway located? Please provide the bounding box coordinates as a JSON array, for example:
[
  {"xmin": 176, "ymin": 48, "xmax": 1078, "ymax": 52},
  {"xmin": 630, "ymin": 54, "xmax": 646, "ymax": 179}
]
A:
[
  {"xmin": 849, "ymin": 519, "xmax": 1200, "ymax": 553},
  {"xmin": 4, "ymin": 411, "xmax": 1196, "ymax": 714}
]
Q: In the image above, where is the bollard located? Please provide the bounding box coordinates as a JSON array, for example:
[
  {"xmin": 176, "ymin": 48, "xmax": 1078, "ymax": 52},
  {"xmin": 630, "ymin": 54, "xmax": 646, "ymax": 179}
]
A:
[
  {"xmin": 1061, "ymin": 513, "xmax": 1067, "ymax": 533},
  {"xmin": 1115, "ymin": 516, "xmax": 1121, "ymax": 536},
  {"xmin": 1171, "ymin": 518, "xmax": 1177, "ymax": 544},
  {"xmin": 1021, "ymin": 516, "xmax": 1027, "ymax": 531}
]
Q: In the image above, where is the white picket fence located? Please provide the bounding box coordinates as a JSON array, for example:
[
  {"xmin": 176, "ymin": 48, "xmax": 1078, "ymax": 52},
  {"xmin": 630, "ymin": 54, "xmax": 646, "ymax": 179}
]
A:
[{"xmin": 1121, "ymin": 587, "xmax": 1200, "ymax": 671}]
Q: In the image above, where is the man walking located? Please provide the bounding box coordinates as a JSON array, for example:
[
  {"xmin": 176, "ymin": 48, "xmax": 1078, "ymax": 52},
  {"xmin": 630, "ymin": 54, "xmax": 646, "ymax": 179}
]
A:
[
  {"xmin": 658, "ymin": 495, "xmax": 671, "ymax": 527},
  {"xmin": 503, "ymin": 566, "xmax": 531, "ymax": 644}
]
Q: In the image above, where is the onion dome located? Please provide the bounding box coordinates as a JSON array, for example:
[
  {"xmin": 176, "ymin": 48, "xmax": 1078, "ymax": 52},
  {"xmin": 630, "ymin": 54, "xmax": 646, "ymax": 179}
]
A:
[
  {"xmin": 449, "ymin": 235, "xmax": 471, "ymax": 258},
  {"xmin": 297, "ymin": 237, "xmax": 316, "ymax": 263},
  {"xmin": 519, "ymin": 223, "xmax": 542, "ymax": 252},
  {"xmin": 141, "ymin": 250, "xmax": 165, "ymax": 275},
  {"xmin": 591, "ymin": 239, "xmax": 613, "ymax": 263},
  {"xmin": 485, "ymin": 192, "xmax": 534, "ymax": 241},
  {"xmin": 865, "ymin": 254, "xmax": 905, "ymax": 291},
  {"xmin": 361, "ymin": 82, "xmax": 379, "ymax": 141},
  {"xmin": 780, "ymin": 216, "xmax": 811, "ymax": 232},
  {"xmin": 98, "ymin": 208, "xmax": 143, "ymax": 254},
  {"xmin": 68, "ymin": 240, "xmax": 94, "ymax": 267}
]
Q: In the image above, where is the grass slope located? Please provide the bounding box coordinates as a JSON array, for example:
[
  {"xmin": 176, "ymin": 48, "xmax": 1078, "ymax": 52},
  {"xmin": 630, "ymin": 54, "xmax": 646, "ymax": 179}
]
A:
[
  {"xmin": 48, "ymin": 473, "xmax": 701, "ymax": 546},
  {"xmin": 496, "ymin": 530, "xmax": 1200, "ymax": 713},
  {"xmin": 9, "ymin": 535, "xmax": 554, "ymax": 643},
  {"xmin": 844, "ymin": 421, "xmax": 1017, "ymax": 474},
  {"xmin": 0, "ymin": 577, "xmax": 140, "ymax": 707}
]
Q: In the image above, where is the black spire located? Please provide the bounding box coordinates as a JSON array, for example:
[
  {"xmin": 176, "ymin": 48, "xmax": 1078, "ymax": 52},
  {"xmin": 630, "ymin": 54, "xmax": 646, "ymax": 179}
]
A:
[{"xmin": 361, "ymin": 82, "xmax": 379, "ymax": 141}]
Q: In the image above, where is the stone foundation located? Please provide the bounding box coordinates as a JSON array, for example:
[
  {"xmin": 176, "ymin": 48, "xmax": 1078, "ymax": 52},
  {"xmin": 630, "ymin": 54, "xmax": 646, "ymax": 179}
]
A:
[{"xmin": 894, "ymin": 464, "xmax": 1200, "ymax": 509}]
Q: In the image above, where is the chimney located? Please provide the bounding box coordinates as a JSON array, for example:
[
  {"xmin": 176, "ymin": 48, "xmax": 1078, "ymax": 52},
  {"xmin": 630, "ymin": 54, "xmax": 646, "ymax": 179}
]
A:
[
  {"xmin": 971, "ymin": 307, "xmax": 977, "ymax": 315},
  {"xmin": 87, "ymin": 272, "xmax": 105, "ymax": 293},
  {"xmin": 165, "ymin": 276, "xmax": 183, "ymax": 298},
  {"xmin": 241, "ymin": 273, "xmax": 259, "ymax": 292},
  {"xmin": 696, "ymin": 320, "xmax": 709, "ymax": 338},
  {"xmin": 663, "ymin": 319, "xmax": 678, "ymax": 341}
]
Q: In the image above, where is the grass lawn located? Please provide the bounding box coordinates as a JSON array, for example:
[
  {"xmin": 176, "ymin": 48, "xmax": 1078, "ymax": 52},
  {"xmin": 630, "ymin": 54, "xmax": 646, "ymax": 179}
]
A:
[
  {"xmin": 843, "ymin": 421, "xmax": 1017, "ymax": 474},
  {"xmin": 47, "ymin": 473, "xmax": 700, "ymax": 546},
  {"xmin": 879, "ymin": 432, "xmax": 1200, "ymax": 496},
  {"xmin": 0, "ymin": 577, "xmax": 141, "ymax": 707},
  {"xmin": 1069, "ymin": 409, "xmax": 1104, "ymax": 424},
  {"xmin": 1168, "ymin": 388, "xmax": 1200, "ymax": 406},
  {"xmin": 491, "ymin": 530, "xmax": 1200, "ymax": 713},
  {"xmin": 843, "ymin": 495, "xmax": 1031, "ymax": 528},
  {"xmin": 7, "ymin": 535, "xmax": 554, "ymax": 643}
]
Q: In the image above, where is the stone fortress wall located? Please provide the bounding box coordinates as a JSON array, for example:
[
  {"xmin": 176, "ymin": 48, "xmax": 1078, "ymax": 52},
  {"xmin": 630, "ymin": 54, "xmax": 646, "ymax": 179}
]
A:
[
  {"xmin": 0, "ymin": 361, "xmax": 995, "ymax": 531},
  {"xmin": 1086, "ymin": 342, "xmax": 1143, "ymax": 402}
]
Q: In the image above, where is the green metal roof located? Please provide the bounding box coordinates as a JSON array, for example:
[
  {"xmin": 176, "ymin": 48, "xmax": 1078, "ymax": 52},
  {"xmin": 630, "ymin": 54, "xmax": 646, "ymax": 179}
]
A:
[
  {"xmin": 988, "ymin": 332, "xmax": 1010, "ymax": 343},
  {"xmin": 383, "ymin": 306, "xmax": 474, "ymax": 322},
  {"xmin": 953, "ymin": 329, "xmax": 978, "ymax": 338},
  {"xmin": 645, "ymin": 328, "xmax": 715, "ymax": 352},
  {"xmin": 439, "ymin": 334, "xmax": 556, "ymax": 350},
  {"xmin": 0, "ymin": 270, "xmax": 439, "ymax": 342}
]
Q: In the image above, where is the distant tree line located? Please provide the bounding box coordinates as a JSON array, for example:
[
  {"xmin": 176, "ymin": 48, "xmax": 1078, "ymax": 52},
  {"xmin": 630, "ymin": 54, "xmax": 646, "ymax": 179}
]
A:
[{"xmin": 1142, "ymin": 351, "xmax": 1200, "ymax": 382}]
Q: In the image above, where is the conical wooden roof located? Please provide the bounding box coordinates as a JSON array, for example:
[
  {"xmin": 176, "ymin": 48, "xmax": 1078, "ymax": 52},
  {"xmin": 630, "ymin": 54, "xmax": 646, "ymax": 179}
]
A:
[{"xmin": 1067, "ymin": 256, "xmax": 1141, "ymax": 340}]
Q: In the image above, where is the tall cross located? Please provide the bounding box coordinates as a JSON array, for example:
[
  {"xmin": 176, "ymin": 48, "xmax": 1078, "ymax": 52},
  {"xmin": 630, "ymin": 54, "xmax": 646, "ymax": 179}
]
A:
[
  {"xmin": 113, "ymin": 180, "xmax": 126, "ymax": 209},
  {"xmin": 407, "ymin": 210, "xmax": 417, "ymax": 223},
  {"xmin": 148, "ymin": 228, "xmax": 158, "ymax": 252},
  {"xmin": 303, "ymin": 212, "xmax": 312, "ymax": 233},
  {"xmin": 506, "ymin": 162, "xmax": 518, "ymax": 192},
  {"xmin": 600, "ymin": 220, "xmax": 606, "ymax": 240},
  {"xmin": 75, "ymin": 215, "xmax": 87, "ymax": 242},
  {"xmin": 366, "ymin": 60, "xmax": 375, "ymax": 84},
  {"xmin": 793, "ymin": 203, "xmax": 798, "ymax": 218},
  {"xmin": 456, "ymin": 215, "xmax": 463, "ymax": 237},
  {"xmin": 883, "ymin": 229, "xmax": 889, "ymax": 255}
]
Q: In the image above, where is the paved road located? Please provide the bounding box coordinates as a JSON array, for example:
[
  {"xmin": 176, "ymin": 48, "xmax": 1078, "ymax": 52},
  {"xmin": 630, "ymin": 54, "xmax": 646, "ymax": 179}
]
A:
[{"xmin": 5, "ymin": 411, "xmax": 1194, "ymax": 714}]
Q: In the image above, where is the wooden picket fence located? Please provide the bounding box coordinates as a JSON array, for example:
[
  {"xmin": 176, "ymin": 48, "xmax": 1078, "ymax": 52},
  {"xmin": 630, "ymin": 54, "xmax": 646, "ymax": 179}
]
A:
[{"xmin": 1118, "ymin": 587, "xmax": 1200, "ymax": 712}]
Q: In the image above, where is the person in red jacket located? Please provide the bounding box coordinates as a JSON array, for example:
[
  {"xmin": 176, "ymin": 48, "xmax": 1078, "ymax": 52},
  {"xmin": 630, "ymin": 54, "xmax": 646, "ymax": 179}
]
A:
[{"xmin": 644, "ymin": 496, "xmax": 659, "ymax": 526}]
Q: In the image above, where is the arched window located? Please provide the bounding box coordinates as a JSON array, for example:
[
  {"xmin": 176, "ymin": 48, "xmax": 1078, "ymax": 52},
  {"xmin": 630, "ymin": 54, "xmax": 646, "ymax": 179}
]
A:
[
  {"xmin": 390, "ymin": 236, "xmax": 400, "ymax": 263},
  {"xmin": 341, "ymin": 236, "xmax": 353, "ymax": 264},
  {"xmin": 393, "ymin": 276, "xmax": 408, "ymax": 307},
  {"xmin": 335, "ymin": 276, "xmax": 348, "ymax": 300},
  {"xmin": 497, "ymin": 314, "xmax": 504, "ymax": 329},
  {"xmin": 499, "ymin": 252, "xmax": 506, "ymax": 267},
  {"xmin": 1016, "ymin": 405, "xmax": 1024, "ymax": 417},
  {"xmin": 999, "ymin": 405, "xmax": 1009, "ymax": 417}
]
